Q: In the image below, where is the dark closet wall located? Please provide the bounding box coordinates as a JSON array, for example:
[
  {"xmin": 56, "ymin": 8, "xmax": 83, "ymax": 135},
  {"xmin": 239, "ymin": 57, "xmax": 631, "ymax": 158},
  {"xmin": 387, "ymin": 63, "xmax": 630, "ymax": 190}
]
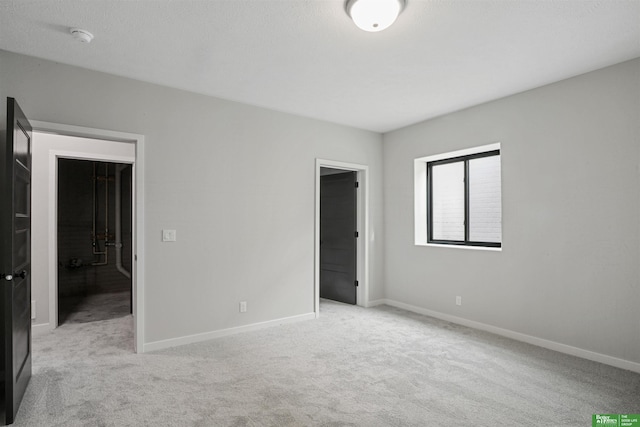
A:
[{"xmin": 57, "ymin": 159, "xmax": 132, "ymax": 297}]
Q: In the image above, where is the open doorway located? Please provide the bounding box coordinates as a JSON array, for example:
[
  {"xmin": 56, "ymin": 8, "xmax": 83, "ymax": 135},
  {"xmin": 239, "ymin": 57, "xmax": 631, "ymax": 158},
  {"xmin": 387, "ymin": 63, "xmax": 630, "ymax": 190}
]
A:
[
  {"xmin": 57, "ymin": 159, "xmax": 133, "ymax": 325},
  {"xmin": 314, "ymin": 159, "xmax": 370, "ymax": 316},
  {"xmin": 30, "ymin": 124, "xmax": 144, "ymax": 353}
]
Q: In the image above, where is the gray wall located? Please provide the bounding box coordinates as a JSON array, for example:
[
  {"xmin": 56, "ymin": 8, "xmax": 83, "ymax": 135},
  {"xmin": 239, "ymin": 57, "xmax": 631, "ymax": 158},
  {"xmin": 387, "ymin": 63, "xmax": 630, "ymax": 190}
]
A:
[
  {"xmin": 383, "ymin": 58, "xmax": 640, "ymax": 364},
  {"xmin": 0, "ymin": 50, "xmax": 384, "ymax": 344}
]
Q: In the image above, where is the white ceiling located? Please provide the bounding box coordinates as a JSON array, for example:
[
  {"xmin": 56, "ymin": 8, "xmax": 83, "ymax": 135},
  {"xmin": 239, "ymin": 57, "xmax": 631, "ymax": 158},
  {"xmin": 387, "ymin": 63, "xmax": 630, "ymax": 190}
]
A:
[{"xmin": 1, "ymin": 1, "xmax": 639, "ymax": 133}]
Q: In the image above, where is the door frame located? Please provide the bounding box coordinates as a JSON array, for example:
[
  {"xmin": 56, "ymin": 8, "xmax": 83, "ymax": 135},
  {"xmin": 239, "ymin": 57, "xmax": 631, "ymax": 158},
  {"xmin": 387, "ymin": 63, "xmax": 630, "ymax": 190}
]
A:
[
  {"xmin": 314, "ymin": 159, "xmax": 369, "ymax": 316},
  {"xmin": 30, "ymin": 121, "xmax": 145, "ymax": 353}
]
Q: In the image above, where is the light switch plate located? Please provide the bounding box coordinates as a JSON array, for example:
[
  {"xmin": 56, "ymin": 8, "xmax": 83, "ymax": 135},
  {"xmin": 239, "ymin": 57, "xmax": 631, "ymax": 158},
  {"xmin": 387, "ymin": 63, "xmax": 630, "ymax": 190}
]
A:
[{"xmin": 162, "ymin": 229, "xmax": 177, "ymax": 242}]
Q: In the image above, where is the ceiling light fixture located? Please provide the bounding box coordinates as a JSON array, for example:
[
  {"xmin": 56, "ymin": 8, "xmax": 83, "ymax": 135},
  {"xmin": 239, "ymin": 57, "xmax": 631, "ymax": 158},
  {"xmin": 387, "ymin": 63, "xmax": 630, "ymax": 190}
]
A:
[
  {"xmin": 70, "ymin": 28, "xmax": 94, "ymax": 43},
  {"xmin": 346, "ymin": 0, "xmax": 405, "ymax": 32}
]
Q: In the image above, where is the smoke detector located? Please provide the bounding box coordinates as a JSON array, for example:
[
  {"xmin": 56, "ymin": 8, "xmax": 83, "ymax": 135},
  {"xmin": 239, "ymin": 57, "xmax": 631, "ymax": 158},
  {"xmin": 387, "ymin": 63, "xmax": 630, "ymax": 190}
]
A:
[{"xmin": 70, "ymin": 28, "xmax": 94, "ymax": 43}]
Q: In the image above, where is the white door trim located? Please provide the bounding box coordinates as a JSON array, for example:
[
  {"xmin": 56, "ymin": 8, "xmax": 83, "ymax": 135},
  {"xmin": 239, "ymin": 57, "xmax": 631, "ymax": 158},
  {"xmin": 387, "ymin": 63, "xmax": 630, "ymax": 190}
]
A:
[
  {"xmin": 31, "ymin": 121, "xmax": 145, "ymax": 354},
  {"xmin": 315, "ymin": 159, "xmax": 370, "ymax": 317}
]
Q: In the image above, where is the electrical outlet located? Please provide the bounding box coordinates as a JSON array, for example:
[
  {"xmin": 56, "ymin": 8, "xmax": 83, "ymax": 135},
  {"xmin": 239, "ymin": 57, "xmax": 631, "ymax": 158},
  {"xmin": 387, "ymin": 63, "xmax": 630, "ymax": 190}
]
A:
[
  {"xmin": 239, "ymin": 301, "xmax": 247, "ymax": 313},
  {"xmin": 31, "ymin": 300, "xmax": 36, "ymax": 319},
  {"xmin": 456, "ymin": 296, "xmax": 462, "ymax": 306}
]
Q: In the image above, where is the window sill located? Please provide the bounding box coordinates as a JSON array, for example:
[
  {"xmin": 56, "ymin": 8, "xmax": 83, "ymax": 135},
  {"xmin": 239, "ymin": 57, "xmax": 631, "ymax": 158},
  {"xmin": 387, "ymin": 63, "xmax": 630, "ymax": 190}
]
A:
[{"xmin": 416, "ymin": 243, "xmax": 502, "ymax": 252}]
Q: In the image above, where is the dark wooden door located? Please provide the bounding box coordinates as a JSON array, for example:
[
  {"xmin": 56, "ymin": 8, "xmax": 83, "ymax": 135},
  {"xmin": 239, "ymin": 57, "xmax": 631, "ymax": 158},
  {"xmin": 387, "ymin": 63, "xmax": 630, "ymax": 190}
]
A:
[
  {"xmin": 320, "ymin": 171, "xmax": 357, "ymax": 305},
  {"xmin": 1, "ymin": 98, "xmax": 32, "ymax": 425}
]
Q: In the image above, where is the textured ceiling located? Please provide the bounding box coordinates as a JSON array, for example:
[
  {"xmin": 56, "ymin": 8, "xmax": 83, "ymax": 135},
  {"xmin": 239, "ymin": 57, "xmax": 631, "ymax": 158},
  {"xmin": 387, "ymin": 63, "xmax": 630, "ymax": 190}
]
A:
[{"xmin": 1, "ymin": 1, "xmax": 639, "ymax": 133}]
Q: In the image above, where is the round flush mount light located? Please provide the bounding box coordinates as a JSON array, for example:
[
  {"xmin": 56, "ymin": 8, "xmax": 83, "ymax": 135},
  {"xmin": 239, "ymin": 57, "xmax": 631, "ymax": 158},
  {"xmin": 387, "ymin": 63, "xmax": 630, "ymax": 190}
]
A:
[
  {"xmin": 346, "ymin": 0, "xmax": 406, "ymax": 32},
  {"xmin": 70, "ymin": 28, "xmax": 94, "ymax": 43}
]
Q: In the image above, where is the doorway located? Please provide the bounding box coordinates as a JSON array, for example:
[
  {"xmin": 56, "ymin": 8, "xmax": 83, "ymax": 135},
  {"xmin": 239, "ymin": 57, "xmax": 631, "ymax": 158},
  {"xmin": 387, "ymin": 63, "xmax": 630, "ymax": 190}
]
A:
[
  {"xmin": 57, "ymin": 159, "xmax": 133, "ymax": 325},
  {"xmin": 30, "ymin": 124, "xmax": 144, "ymax": 353},
  {"xmin": 314, "ymin": 159, "xmax": 369, "ymax": 316}
]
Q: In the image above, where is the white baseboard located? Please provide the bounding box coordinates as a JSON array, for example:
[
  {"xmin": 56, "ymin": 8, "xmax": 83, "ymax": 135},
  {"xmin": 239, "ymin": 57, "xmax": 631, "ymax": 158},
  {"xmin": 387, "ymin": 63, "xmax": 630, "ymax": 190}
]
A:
[
  {"xmin": 143, "ymin": 312, "xmax": 315, "ymax": 353},
  {"xmin": 366, "ymin": 299, "xmax": 386, "ymax": 307},
  {"xmin": 380, "ymin": 299, "xmax": 640, "ymax": 374},
  {"xmin": 31, "ymin": 322, "xmax": 52, "ymax": 335}
]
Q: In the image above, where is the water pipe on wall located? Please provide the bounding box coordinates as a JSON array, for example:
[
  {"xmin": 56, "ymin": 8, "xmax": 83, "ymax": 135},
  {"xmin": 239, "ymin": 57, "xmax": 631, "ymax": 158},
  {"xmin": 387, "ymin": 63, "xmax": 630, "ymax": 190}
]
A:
[
  {"xmin": 92, "ymin": 162, "xmax": 109, "ymax": 266},
  {"xmin": 114, "ymin": 164, "xmax": 131, "ymax": 279}
]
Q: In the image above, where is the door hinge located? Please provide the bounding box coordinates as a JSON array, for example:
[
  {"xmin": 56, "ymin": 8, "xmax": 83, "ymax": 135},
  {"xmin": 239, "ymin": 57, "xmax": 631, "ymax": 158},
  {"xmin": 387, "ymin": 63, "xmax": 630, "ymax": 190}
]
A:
[
  {"xmin": 355, "ymin": 231, "xmax": 359, "ymax": 238},
  {"xmin": 355, "ymin": 280, "xmax": 359, "ymax": 287},
  {"xmin": 355, "ymin": 181, "xmax": 359, "ymax": 188}
]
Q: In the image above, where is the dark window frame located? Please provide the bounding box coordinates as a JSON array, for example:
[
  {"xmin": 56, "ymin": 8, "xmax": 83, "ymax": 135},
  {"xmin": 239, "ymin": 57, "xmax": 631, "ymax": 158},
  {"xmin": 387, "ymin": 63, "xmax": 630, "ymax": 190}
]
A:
[{"xmin": 427, "ymin": 149, "xmax": 501, "ymax": 248}]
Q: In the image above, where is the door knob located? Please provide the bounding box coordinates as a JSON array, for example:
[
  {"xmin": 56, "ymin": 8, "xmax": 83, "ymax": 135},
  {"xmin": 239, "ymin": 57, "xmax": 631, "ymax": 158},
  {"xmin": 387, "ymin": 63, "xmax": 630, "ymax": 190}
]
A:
[{"xmin": 4, "ymin": 271, "xmax": 27, "ymax": 281}]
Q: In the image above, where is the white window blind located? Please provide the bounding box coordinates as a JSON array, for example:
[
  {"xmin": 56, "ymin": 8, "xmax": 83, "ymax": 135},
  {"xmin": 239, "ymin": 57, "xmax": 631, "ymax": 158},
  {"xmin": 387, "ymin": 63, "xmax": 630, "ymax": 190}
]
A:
[
  {"xmin": 468, "ymin": 155, "xmax": 502, "ymax": 243},
  {"xmin": 431, "ymin": 161, "xmax": 465, "ymax": 241}
]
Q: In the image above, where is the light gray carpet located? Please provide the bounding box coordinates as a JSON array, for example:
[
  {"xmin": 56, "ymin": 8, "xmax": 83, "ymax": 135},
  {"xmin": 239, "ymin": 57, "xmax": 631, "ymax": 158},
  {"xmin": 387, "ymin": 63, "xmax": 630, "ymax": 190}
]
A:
[{"xmin": 13, "ymin": 300, "xmax": 640, "ymax": 426}]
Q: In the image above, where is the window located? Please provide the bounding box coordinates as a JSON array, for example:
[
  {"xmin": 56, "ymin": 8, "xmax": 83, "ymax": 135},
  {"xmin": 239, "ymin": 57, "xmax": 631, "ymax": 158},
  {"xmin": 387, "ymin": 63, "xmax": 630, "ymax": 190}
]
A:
[{"xmin": 414, "ymin": 143, "xmax": 501, "ymax": 249}]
